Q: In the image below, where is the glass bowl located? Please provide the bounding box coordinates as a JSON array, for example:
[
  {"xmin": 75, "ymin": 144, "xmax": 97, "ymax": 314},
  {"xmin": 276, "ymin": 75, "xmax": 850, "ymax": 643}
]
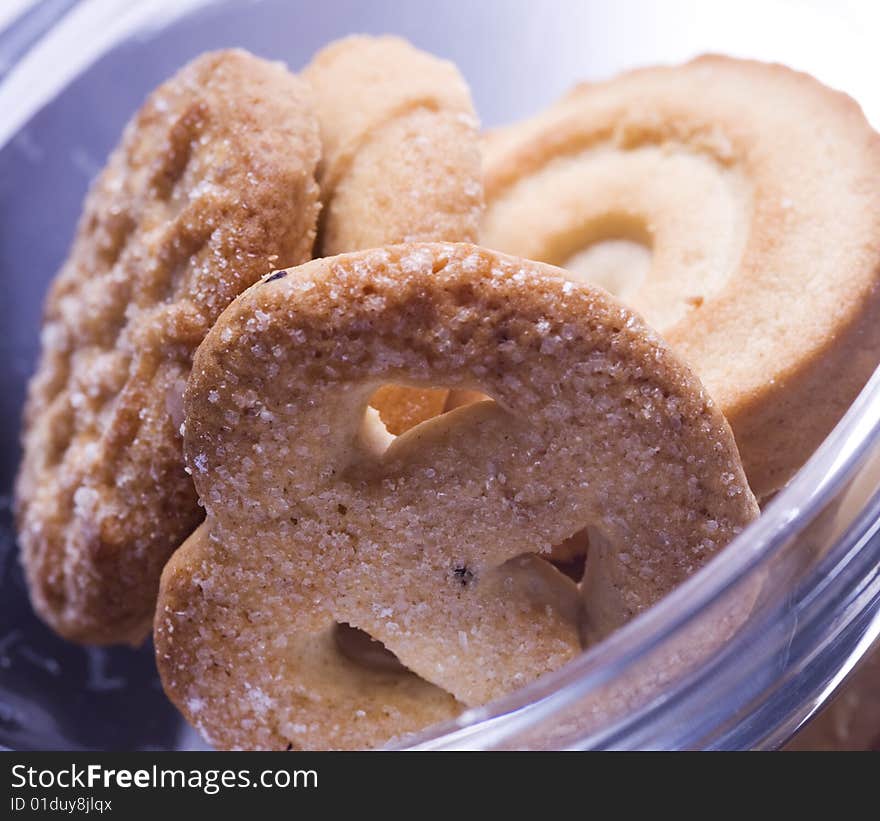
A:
[{"xmin": 1, "ymin": 0, "xmax": 878, "ymax": 751}]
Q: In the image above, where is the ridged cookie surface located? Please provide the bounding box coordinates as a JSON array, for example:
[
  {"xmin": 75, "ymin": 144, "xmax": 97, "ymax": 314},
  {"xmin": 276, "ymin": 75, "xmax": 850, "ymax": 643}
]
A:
[{"xmin": 15, "ymin": 49, "xmax": 322, "ymax": 644}]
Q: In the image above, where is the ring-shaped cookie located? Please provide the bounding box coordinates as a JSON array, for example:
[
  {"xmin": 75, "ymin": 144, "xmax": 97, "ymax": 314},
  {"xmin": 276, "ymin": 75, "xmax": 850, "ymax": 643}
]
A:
[
  {"xmin": 155, "ymin": 242, "xmax": 758, "ymax": 749},
  {"xmin": 482, "ymin": 56, "xmax": 880, "ymax": 498}
]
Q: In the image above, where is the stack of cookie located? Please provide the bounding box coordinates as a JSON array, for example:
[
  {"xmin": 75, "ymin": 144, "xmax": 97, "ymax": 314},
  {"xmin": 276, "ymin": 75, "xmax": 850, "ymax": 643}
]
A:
[{"xmin": 15, "ymin": 36, "xmax": 880, "ymax": 750}]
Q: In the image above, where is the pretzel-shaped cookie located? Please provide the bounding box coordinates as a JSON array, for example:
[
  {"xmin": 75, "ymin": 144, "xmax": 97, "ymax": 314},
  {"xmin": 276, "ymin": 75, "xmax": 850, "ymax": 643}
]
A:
[
  {"xmin": 15, "ymin": 50, "xmax": 321, "ymax": 644},
  {"xmin": 305, "ymin": 36, "xmax": 483, "ymax": 434},
  {"xmin": 155, "ymin": 243, "xmax": 758, "ymax": 749},
  {"xmin": 482, "ymin": 56, "xmax": 880, "ymax": 498}
]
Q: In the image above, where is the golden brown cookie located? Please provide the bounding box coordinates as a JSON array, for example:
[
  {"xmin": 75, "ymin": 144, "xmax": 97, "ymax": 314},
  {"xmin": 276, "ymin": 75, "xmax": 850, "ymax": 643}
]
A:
[
  {"xmin": 304, "ymin": 35, "xmax": 483, "ymax": 433},
  {"xmin": 482, "ymin": 56, "xmax": 880, "ymax": 499},
  {"xmin": 15, "ymin": 49, "xmax": 322, "ymax": 645},
  {"xmin": 160, "ymin": 523, "xmax": 462, "ymax": 750},
  {"xmin": 155, "ymin": 242, "xmax": 758, "ymax": 749}
]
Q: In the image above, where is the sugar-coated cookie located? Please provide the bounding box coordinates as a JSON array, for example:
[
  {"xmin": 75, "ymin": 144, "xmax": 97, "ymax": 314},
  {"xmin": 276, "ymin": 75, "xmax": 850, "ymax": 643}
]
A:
[
  {"xmin": 155, "ymin": 242, "xmax": 758, "ymax": 749},
  {"xmin": 15, "ymin": 50, "xmax": 321, "ymax": 644}
]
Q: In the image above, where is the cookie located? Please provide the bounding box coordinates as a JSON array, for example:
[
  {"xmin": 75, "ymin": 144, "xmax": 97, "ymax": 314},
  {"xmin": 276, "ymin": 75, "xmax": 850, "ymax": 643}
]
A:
[
  {"xmin": 481, "ymin": 56, "xmax": 880, "ymax": 498},
  {"xmin": 155, "ymin": 242, "xmax": 758, "ymax": 749},
  {"xmin": 304, "ymin": 35, "xmax": 483, "ymax": 433},
  {"xmin": 15, "ymin": 50, "xmax": 322, "ymax": 644},
  {"xmin": 161, "ymin": 523, "xmax": 462, "ymax": 750}
]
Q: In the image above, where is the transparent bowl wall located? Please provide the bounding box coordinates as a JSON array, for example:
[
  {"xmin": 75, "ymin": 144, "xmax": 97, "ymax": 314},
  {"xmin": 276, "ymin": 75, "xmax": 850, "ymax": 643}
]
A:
[{"xmin": 1, "ymin": 0, "xmax": 878, "ymax": 751}]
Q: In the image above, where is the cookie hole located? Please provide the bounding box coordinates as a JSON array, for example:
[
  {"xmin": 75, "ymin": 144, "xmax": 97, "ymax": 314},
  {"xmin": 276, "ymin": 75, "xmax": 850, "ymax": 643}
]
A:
[
  {"xmin": 547, "ymin": 526, "xmax": 590, "ymax": 583},
  {"xmin": 367, "ymin": 383, "xmax": 452, "ymax": 437},
  {"xmin": 333, "ymin": 623, "xmax": 407, "ymax": 674},
  {"xmin": 497, "ymin": 553, "xmax": 586, "ymax": 639},
  {"xmin": 563, "ymin": 238, "xmax": 651, "ymax": 301},
  {"xmin": 552, "ymin": 214, "xmax": 652, "ymax": 302}
]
